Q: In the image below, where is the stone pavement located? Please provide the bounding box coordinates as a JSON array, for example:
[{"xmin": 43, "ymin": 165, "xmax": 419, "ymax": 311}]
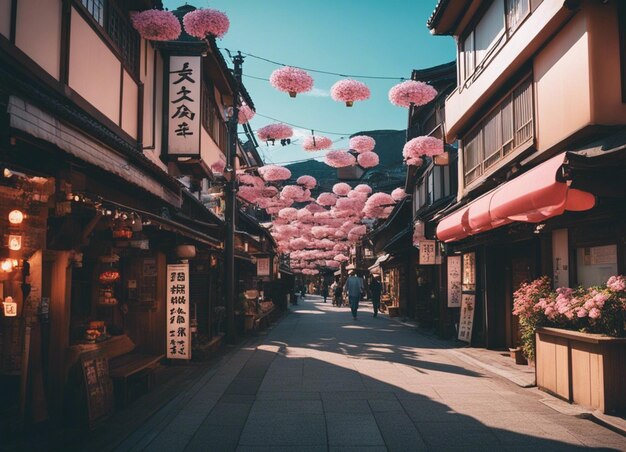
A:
[{"xmin": 106, "ymin": 296, "xmax": 626, "ymax": 451}]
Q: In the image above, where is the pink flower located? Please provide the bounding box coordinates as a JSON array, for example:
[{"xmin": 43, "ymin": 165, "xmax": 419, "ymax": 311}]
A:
[
  {"xmin": 349, "ymin": 135, "xmax": 376, "ymax": 153},
  {"xmin": 258, "ymin": 165, "xmax": 291, "ymax": 182},
  {"xmin": 357, "ymin": 152, "xmax": 379, "ymax": 168},
  {"xmin": 607, "ymin": 275, "xmax": 626, "ymax": 292},
  {"xmin": 305, "ymin": 203, "xmax": 327, "ymax": 213},
  {"xmin": 131, "ymin": 10, "xmax": 181, "ymax": 41},
  {"xmin": 280, "ymin": 185, "xmax": 305, "ymax": 200},
  {"xmin": 577, "ymin": 307, "xmax": 588, "ymax": 318},
  {"xmin": 238, "ymin": 174, "xmax": 264, "ymax": 187},
  {"xmin": 297, "ymin": 175, "xmax": 317, "ymax": 189},
  {"xmin": 403, "ymin": 136, "xmax": 445, "ymax": 162},
  {"xmin": 317, "ymin": 192, "xmax": 337, "ymax": 207},
  {"xmin": 588, "ymin": 307, "xmax": 601, "ymax": 319},
  {"xmin": 325, "ymin": 150, "xmax": 356, "ymax": 168},
  {"xmin": 270, "ymin": 67, "xmax": 314, "ymax": 97},
  {"xmin": 183, "ymin": 8, "xmax": 230, "ymax": 39},
  {"xmin": 238, "ymin": 103, "xmax": 255, "ymax": 124},
  {"xmin": 388, "ymin": 80, "xmax": 437, "ymax": 108},
  {"xmin": 330, "ymin": 79, "xmax": 371, "ymax": 106},
  {"xmin": 237, "ymin": 186, "xmax": 261, "ymax": 203},
  {"xmin": 364, "ymin": 193, "xmax": 395, "ymax": 219},
  {"xmin": 257, "ymin": 124, "xmax": 293, "ymax": 142},
  {"xmin": 332, "ymin": 183, "xmax": 352, "ymax": 196},
  {"xmin": 302, "ymin": 135, "xmax": 332, "ymax": 151},
  {"xmin": 354, "ymin": 184, "xmax": 373, "ymax": 195},
  {"xmin": 391, "ymin": 188, "xmax": 407, "ymax": 201}
]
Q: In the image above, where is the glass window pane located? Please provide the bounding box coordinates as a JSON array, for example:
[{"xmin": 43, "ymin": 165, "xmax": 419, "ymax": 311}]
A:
[
  {"xmin": 475, "ymin": 0, "xmax": 505, "ymax": 65},
  {"xmin": 506, "ymin": 0, "xmax": 530, "ymax": 34},
  {"xmin": 576, "ymin": 245, "xmax": 618, "ymax": 287}
]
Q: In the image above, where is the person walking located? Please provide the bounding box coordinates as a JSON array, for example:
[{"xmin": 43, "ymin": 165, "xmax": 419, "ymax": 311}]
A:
[
  {"xmin": 370, "ymin": 275, "xmax": 383, "ymax": 317},
  {"xmin": 332, "ymin": 277, "xmax": 342, "ymax": 306},
  {"xmin": 343, "ymin": 271, "xmax": 364, "ymax": 319},
  {"xmin": 321, "ymin": 282, "xmax": 329, "ymax": 303}
]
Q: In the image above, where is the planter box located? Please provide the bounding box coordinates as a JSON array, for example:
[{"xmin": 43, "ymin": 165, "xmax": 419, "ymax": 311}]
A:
[{"xmin": 536, "ymin": 327, "xmax": 626, "ymax": 414}]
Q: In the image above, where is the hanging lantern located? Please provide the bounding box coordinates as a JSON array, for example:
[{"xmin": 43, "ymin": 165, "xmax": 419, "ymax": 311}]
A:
[
  {"xmin": 330, "ymin": 79, "xmax": 371, "ymax": 107},
  {"xmin": 8, "ymin": 235, "xmax": 22, "ymax": 251},
  {"xmin": 2, "ymin": 297, "xmax": 17, "ymax": 317},
  {"xmin": 99, "ymin": 270, "xmax": 121, "ymax": 284},
  {"xmin": 130, "ymin": 9, "xmax": 181, "ymax": 41},
  {"xmin": 269, "ymin": 67, "xmax": 314, "ymax": 98},
  {"xmin": 183, "ymin": 8, "xmax": 230, "ymax": 39},
  {"xmin": 8, "ymin": 210, "xmax": 24, "ymax": 224},
  {"xmin": 1, "ymin": 259, "xmax": 14, "ymax": 272},
  {"xmin": 389, "ymin": 80, "xmax": 437, "ymax": 108}
]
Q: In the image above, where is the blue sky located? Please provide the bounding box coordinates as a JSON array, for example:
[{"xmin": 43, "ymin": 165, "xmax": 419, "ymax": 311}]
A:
[{"xmin": 163, "ymin": 0, "xmax": 456, "ymax": 165}]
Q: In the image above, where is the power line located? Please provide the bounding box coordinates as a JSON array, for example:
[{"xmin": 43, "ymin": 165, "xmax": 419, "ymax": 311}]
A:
[{"xmin": 236, "ymin": 51, "xmax": 407, "ymax": 81}]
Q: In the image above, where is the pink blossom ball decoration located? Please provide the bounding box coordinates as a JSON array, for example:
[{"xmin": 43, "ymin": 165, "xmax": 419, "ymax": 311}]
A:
[
  {"xmin": 332, "ymin": 183, "xmax": 351, "ymax": 196},
  {"xmin": 280, "ymin": 185, "xmax": 305, "ymax": 200},
  {"xmin": 297, "ymin": 175, "xmax": 317, "ymax": 189},
  {"xmin": 278, "ymin": 207, "xmax": 298, "ymax": 221},
  {"xmin": 391, "ymin": 188, "xmax": 407, "ymax": 201},
  {"xmin": 358, "ymin": 152, "xmax": 379, "ymax": 168},
  {"xmin": 238, "ymin": 103, "xmax": 255, "ymax": 124},
  {"xmin": 257, "ymin": 124, "xmax": 293, "ymax": 142},
  {"xmin": 305, "ymin": 203, "xmax": 327, "ymax": 214},
  {"xmin": 349, "ymin": 135, "xmax": 376, "ymax": 153},
  {"xmin": 403, "ymin": 136, "xmax": 444, "ymax": 159},
  {"xmin": 302, "ymin": 135, "xmax": 332, "ymax": 151},
  {"xmin": 388, "ymin": 80, "xmax": 437, "ymax": 108},
  {"xmin": 131, "ymin": 10, "xmax": 181, "ymax": 41},
  {"xmin": 258, "ymin": 165, "xmax": 292, "ymax": 182},
  {"xmin": 330, "ymin": 79, "xmax": 371, "ymax": 107},
  {"xmin": 325, "ymin": 150, "xmax": 356, "ymax": 168},
  {"xmin": 270, "ymin": 66, "xmax": 314, "ymax": 97},
  {"xmin": 238, "ymin": 174, "xmax": 264, "ymax": 187},
  {"xmin": 183, "ymin": 8, "xmax": 230, "ymax": 39},
  {"xmin": 354, "ymin": 184, "xmax": 373, "ymax": 195},
  {"xmin": 317, "ymin": 192, "xmax": 337, "ymax": 207}
]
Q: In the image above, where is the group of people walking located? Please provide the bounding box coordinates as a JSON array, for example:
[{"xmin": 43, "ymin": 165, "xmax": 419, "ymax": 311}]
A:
[{"xmin": 315, "ymin": 271, "xmax": 383, "ymax": 319}]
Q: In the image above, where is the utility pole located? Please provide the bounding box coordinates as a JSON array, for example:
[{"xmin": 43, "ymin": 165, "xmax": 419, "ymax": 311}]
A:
[{"xmin": 225, "ymin": 51, "xmax": 244, "ymax": 344}]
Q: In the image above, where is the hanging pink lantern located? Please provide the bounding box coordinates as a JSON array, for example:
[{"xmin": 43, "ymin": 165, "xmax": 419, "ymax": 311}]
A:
[
  {"xmin": 294, "ymin": 188, "xmax": 312, "ymax": 203},
  {"xmin": 269, "ymin": 66, "xmax": 314, "ymax": 98},
  {"xmin": 237, "ymin": 186, "xmax": 262, "ymax": 204},
  {"xmin": 258, "ymin": 165, "xmax": 292, "ymax": 182},
  {"xmin": 332, "ymin": 183, "xmax": 351, "ymax": 196},
  {"xmin": 330, "ymin": 79, "xmax": 371, "ymax": 107},
  {"xmin": 335, "ymin": 198, "xmax": 357, "ymax": 211},
  {"xmin": 280, "ymin": 185, "xmax": 305, "ymax": 200},
  {"xmin": 130, "ymin": 10, "xmax": 181, "ymax": 41},
  {"xmin": 296, "ymin": 175, "xmax": 317, "ymax": 189},
  {"xmin": 305, "ymin": 203, "xmax": 327, "ymax": 213},
  {"xmin": 403, "ymin": 136, "xmax": 444, "ymax": 162},
  {"xmin": 325, "ymin": 260, "xmax": 341, "ymax": 269},
  {"xmin": 325, "ymin": 150, "xmax": 356, "ymax": 168},
  {"xmin": 389, "ymin": 80, "xmax": 437, "ymax": 108},
  {"xmin": 317, "ymin": 192, "xmax": 337, "ymax": 207},
  {"xmin": 278, "ymin": 207, "xmax": 298, "ymax": 221},
  {"xmin": 349, "ymin": 135, "xmax": 376, "ymax": 153},
  {"xmin": 238, "ymin": 174, "xmax": 264, "ymax": 187},
  {"xmin": 238, "ymin": 103, "xmax": 255, "ymax": 124},
  {"xmin": 406, "ymin": 157, "xmax": 424, "ymax": 167},
  {"xmin": 391, "ymin": 188, "xmax": 407, "ymax": 201},
  {"xmin": 257, "ymin": 124, "xmax": 293, "ymax": 143},
  {"xmin": 357, "ymin": 152, "xmax": 379, "ymax": 168},
  {"xmin": 302, "ymin": 135, "xmax": 332, "ymax": 151},
  {"xmin": 183, "ymin": 8, "xmax": 230, "ymax": 39},
  {"xmin": 261, "ymin": 186, "xmax": 279, "ymax": 198},
  {"xmin": 364, "ymin": 192, "xmax": 395, "ymax": 219},
  {"xmin": 354, "ymin": 184, "xmax": 373, "ymax": 195},
  {"xmin": 297, "ymin": 209, "xmax": 314, "ymax": 222}
]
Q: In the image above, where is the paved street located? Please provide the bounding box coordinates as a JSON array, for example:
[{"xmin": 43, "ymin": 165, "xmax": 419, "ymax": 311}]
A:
[{"xmin": 110, "ymin": 296, "xmax": 626, "ymax": 451}]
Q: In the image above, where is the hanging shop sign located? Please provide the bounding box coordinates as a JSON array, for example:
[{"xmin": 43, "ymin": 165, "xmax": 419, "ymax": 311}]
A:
[
  {"xmin": 257, "ymin": 257, "xmax": 270, "ymax": 276},
  {"xmin": 166, "ymin": 263, "xmax": 190, "ymax": 360},
  {"xmin": 462, "ymin": 252, "xmax": 476, "ymax": 292},
  {"xmin": 458, "ymin": 294, "xmax": 475, "ymax": 342},
  {"xmin": 419, "ymin": 240, "xmax": 436, "ymax": 265},
  {"xmin": 168, "ymin": 56, "xmax": 201, "ymax": 157},
  {"xmin": 447, "ymin": 255, "xmax": 462, "ymax": 308}
]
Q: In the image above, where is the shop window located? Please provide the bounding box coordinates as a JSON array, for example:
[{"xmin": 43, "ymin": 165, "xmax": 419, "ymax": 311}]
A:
[
  {"xmin": 506, "ymin": 0, "xmax": 530, "ymax": 35},
  {"xmin": 576, "ymin": 245, "xmax": 618, "ymax": 287}
]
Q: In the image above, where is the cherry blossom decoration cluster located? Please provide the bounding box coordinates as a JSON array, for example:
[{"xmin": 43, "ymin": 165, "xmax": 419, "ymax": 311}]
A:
[
  {"xmin": 258, "ymin": 165, "xmax": 292, "ymax": 182},
  {"xmin": 358, "ymin": 152, "xmax": 379, "ymax": 169},
  {"xmin": 349, "ymin": 135, "xmax": 376, "ymax": 153},
  {"xmin": 238, "ymin": 103, "xmax": 256, "ymax": 124},
  {"xmin": 130, "ymin": 10, "xmax": 181, "ymax": 41},
  {"xmin": 388, "ymin": 80, "xmax": 437, "ymax": 108},
  {"xmin": 257, "ymin": 123, "xmax": 294, "ymax": 143},
  {"xmin": 331, "ymin": 79, "xmax": 371, "ymax": 107},
  {"xmin": 403, "ymin": 136, "xmax": 444, "ymax": 166},
  {"xmin": 302, "ymin": 135, "xmax": 333, "ymax": 152},
  {"xmin": 183, "ymin": 8, "xmax": 230, "ymax": 39},
  {"xmin": 270, "ymin": 67, "xmax": 314, "ymax": 98},
  {"xmin": 325, "ymin": 150, "xmax": 356, "ymax": 168}
]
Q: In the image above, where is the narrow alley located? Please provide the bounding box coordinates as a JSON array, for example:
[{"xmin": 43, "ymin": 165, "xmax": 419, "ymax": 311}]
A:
[{"xmin": 93, "ymin": 297, "xmax": 626, "ymax": 451}]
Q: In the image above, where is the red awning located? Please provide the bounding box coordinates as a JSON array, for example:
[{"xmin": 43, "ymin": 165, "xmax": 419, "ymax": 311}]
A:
[{"xmin": 437, "ymin": 153, "xmax": 596, "ymax": 242}]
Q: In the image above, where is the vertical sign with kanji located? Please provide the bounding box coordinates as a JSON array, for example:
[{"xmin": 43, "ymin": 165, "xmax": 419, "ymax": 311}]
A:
[
  {"xmin": 168, "ymin": 56, "xmax": 201, "ymax": 156},
  {"xmin": 419, "ymin": 240, "xmax": 436, "ymax": 265},
  {"xmin": 257, "ymin": 257, "xmax": 270, "ymax": 276},
  {"xmin": 458, "ymin": 294, "xmax": 475, "ymax": 342},
  {"xmin": 166, "ymin": 263, "xmax": 190, "ymax": 360},
  {"xmin": 447, "ymin": 255, "xmax": 462, "ymax": 308}
]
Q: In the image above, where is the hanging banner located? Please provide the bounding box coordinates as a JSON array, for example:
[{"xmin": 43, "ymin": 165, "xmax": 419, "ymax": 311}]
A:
[
  {"xmin": 166, "ymin": 263, "xmax": 190, "ymax": 359},
  {"xmin": 447, "ymin": 255, "xmax": 462, "ymax": 308},
  {"xmin": 168, "ymin": 56, "xmax": 201, "ymax": 157},
  {"xmin": 462, "ymin": 252, "xmax": 476, "ymax": 291},
  {"xmin": 419, "ymin": 240, "xmax": 436, "ymax": 265},
  {"xmin": 257, "ymin": 257, "xmax": 270, "ymax": 276},
  {"xmin": 458, "ymin": 294, "xmax": 475, "ymax": 342}
]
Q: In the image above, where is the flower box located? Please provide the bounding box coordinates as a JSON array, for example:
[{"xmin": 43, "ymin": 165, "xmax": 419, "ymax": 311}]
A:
[{"xmin": 536, "ymin": 327, "xmax": 626, "ymax": 414}]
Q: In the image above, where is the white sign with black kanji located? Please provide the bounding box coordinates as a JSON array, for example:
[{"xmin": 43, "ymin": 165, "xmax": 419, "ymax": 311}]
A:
[
  {"xmin": 166, "ymin": 263, "xmax": 190, "ymax": 360},
  {"xmin": 168, "ymin": 56, "xmax": 201, "ymax": 156}
]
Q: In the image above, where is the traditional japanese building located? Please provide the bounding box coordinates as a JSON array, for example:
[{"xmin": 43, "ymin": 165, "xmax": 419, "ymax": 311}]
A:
[{"xmin": 428, "ymin": 0, "xmax": 626, "ymax": 349}]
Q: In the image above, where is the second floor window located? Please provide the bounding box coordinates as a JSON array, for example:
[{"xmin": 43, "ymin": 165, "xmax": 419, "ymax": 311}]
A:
[{"xmin": 463, "ymin": 76, "xmax": 533, "ymax": 186}]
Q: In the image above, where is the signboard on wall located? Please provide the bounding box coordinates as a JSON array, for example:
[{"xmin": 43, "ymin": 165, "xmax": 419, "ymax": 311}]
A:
[
  {"xmin": 168, "ymin": 56, "xmax": 201, "ymax": 157},
  {"xmin": 462, "ymin": 252, "xmax": 476, "ymax": 291},
  {"xmin": 257, "ymin": 257, "xmax": 270, "ymax": 276},
  {"xmin": 447, "ymin": 255, "xmax": 462, "ymax": 308},
  {"xmin": 419, "ymin": 240, "xmax": 436, "ymax": 265},
  {"xmin": 458, "ymin": 294, "xmax": 475, "ymax": 342},
  {"xmin": 166, "ymin": 263, "xmax": 190, "ymax": 360}
]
